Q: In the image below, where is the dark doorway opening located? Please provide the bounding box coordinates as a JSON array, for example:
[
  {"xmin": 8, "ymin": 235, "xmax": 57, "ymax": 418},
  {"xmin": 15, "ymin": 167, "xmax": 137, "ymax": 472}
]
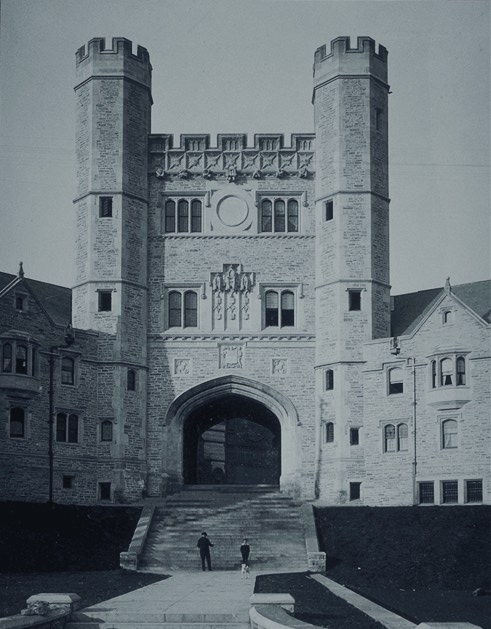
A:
[{"xmin": 183, "ymin": 394, "xmax": 281, "ymax": 485}]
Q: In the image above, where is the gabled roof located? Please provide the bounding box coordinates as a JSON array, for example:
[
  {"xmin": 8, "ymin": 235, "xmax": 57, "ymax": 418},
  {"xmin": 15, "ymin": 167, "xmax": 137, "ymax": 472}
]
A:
[
  {"xmin": 391, "ymin": 279, "xmax": 491, "ymax": 337},
  {"xmin": 0, "ymin": 271, "xmax": 72, "ymax": 327}
]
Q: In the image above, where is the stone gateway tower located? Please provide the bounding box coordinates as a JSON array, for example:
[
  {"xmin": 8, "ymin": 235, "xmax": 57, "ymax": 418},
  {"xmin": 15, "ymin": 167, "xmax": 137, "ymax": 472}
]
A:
[{"xmin": 3, "ymin": 36, "xmax": 487, "ymax": 508}]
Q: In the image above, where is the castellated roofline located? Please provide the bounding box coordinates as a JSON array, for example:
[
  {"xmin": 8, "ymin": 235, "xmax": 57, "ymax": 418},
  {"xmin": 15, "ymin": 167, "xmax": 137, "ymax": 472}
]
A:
[
  {"xmin": 313, "ymin": 36, "xmax": 388, "ymax": 90},
  {"xmin": 76, "ymin": 37, "xmax": 150, "ymax": 65},
  {"xmin": 314, "ymin": 36, "xmax": 388, "ymax": 64},
  {"xmin": 148, "ymin": 133, "xmax": 315, "ymax": 152}
]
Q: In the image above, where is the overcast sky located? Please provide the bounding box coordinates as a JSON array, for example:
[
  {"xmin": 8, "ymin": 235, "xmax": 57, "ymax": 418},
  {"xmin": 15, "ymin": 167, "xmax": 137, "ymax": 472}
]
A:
[{"xmin": 0, "ymin": 0, "xmax": 489, "ymax": 295}]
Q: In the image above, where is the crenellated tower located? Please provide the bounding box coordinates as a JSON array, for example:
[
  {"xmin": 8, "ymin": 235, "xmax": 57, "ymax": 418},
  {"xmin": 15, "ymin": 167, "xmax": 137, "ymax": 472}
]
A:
[
  {"xmin": 73, "ymin": 38, "xmax": 152, "ymax": 499},
  {"xmin": 313, "ymin": 37, "xmax": 391, "ymax": 502}
]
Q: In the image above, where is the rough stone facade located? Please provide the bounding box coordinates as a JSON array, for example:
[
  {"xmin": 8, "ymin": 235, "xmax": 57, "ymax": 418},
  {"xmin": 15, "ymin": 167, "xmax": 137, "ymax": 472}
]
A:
[{"xmin": 0, "ymin": 37, "xmax": 489, "ymax": 506}]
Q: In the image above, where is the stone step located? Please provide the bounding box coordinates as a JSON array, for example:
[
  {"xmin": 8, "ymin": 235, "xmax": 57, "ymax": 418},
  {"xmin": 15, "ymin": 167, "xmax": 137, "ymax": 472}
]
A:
[{"xmin": 68, "ymin": 622, "xmax": 250, "ymax": 629}]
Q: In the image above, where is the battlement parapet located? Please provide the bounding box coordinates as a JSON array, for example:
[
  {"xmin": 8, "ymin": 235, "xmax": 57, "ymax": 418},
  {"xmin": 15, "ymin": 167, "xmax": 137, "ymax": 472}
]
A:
[
  {"xmin": 76, "ymin": 37, "xmax": 150, "ymax": 64},
  {"xmin": 75, "ymin": 37, "xmax": 152, "ymax": 90},
  {"xmin": 313, "ymin": 36, "xmax": 388, "ymax": 88},
  {"xmin": 149, "ymin": 133, "xmax": 315, "ymax": 180}
]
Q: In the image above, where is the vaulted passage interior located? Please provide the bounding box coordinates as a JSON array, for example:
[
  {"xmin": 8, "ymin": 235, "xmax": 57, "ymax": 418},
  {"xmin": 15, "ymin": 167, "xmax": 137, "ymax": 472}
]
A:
[{"xmin": 182, "ymin": 394, "xmax": 281, "ymax": 485}]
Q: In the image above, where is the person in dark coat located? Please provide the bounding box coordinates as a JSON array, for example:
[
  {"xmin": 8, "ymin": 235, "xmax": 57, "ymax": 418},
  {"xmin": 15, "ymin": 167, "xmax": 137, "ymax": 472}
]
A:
[
  {"xmin": 240, "ymin": 538, "xmax": 250, "ymax": 565},
  {"xmin": 197, "ymin": 532, "xmax": 214, "ymax": 571}
]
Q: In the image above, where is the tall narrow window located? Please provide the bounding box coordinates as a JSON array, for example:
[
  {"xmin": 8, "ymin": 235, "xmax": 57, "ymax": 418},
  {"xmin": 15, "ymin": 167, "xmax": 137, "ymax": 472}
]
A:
[
  {"xmin": 349, "ymin": 482, "xmax": 361, "ymax": 501},
  {"xmin": 280, "ymin": 291, "xmax": 294, "ymax": 326},
  {"xmin": 168, "ymin": 291, "xmax": 182, "ymax": 327},
  {"xmin": 440, "ymin": 358, "xmax": 453, "ymax": 386},
  {"xmin": 99, "ymin": 482, "xmax": 111, "ymax": 501},
  {"xmin": 348, "ymin": 290, "xmax": 361, "ymax": 311},
  {"xmin": 165, "ymin": 200, "xmax": 176, "ymax": 232},
  {"xmin": 325, "ymin": 422, "xmax": 334, "ymax": 443},
  {"xmin": 287, "ymin": 199, "xmax": 298, "ymax": 232},
  {"xmin": 274, "ymin": 199, "xmax": 286, "ymax": 232},
  {"xmin": 15, "ymin": 295, "xmax": 25, "ymax": 311},
  {"xmin": 184, "ymin": 291, "xmax": 198, "ymax": 327},
  {"xmin": 465, "ymin": 480, "xmax": 483, "ymax": 503},
  {"xmin": 31, "ymin": 347, "xmax": 36, "ymax": 376},
  {"xmin": 456, "ymin": 357, "xmax": 466, "ymax": 386},
  {"xmin": 68, "ymin": 414, "xmax": 78, "ymax": 443},
  {"xmin": 419, "ymin": 482, "xmax": 434, "ymax": 504},
  {"xmin": 325, "ymin": 369, "xmax": 334, "ymax": 391},
  {"xmin": 2, "ymin": 343, "xmax": 12, "ymax": 373},
  {"xmin": 431, "ymin": 360, "xmax": 437, "ymax": 389},
  {"xmin": 10, "ymin": 407, "xmax": 25, "ymax": 438},
  {"xmin": 261, "ymin": 199, "xmax": 272, "ymax": 232},
  {"xmin": 441, "ymin": 480, "xmax": 458, "ymax": 504},
  {"xmin": 388, "ymin": 368, "xmax": 403, "ymax": 394},
  {"xmin": 350, "ymin": 427, "xmax": 360, "ymax": 446},
  {"xmin": 265, "ymin": 291, "xmax": 279, "ymax": 326},
  {"xmin": 384, "ymin": 424, "xmax": 396, "ymax": 452},
  {"xmin": 190, "ymin": 200, "xmax": 202, "ymax": 232},
  {"xmin": 127, "ymin": 369, "xmax": 136, "ymax": 391},
  {"xmin": 16, "ymin": 345, "xmax": 28, "ymax": 374},
  {"xmin": 61, "ymin": 357, "xmax": 74, "ymax": 385},
  {"xmin": 442, "ymin": 419, "xmax": 457, "ymax": 449},
  {"xmin": 100, "ymin": 420, "xmax": 113, "ymax": 442},
  {"xmin": 325, "ymin": 199, "xmax": 333, "ymax": 221},
  {"xmin": 397, "ymin": 423, "xmax": 408, "ymax": 451},
  {"xmin": 177, "ymin": 200, "xmax": 189, "ymax": 232},
  {"xmin": 375, "ymin": 108, "xmax": 383, "ymax": 131},
  {"xmin": 99, "ymin": 197, "xmax": 113, "ymax": 217},
  {"xmin": 98, "ymin": 291, "xmax": 112, "ymax": 312}
]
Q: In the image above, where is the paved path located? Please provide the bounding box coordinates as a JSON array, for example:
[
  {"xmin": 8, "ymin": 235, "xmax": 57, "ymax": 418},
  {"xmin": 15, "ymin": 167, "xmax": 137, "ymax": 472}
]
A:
[{"xmin": 67, "ymin": 569, "xmax": 424, "ymax": 629}]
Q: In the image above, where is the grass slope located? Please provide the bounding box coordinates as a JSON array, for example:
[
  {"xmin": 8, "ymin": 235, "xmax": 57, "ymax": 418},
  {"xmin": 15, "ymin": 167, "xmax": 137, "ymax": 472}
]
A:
[{"xmin": 314, "ymin": 505, "xmax": 491, "ymax": 590}]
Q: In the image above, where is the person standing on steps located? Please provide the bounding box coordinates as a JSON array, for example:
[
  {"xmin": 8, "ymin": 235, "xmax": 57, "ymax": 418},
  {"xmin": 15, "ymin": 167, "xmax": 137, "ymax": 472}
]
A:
[{"xmin": 197, "ymin": 531, "xmax": 214, "ymax": 571}]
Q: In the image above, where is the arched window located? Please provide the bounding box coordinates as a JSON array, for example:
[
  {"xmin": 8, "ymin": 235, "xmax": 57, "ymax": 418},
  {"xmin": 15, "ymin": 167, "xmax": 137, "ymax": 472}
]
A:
[
  {"xmin": 165, "ymin": 199, "xmax": 176, "ymax": 232},
  {"xmin": 100, "ymin": 420, "xmax": 113, "ymax": 442},
  {"xmin": 56, "ymin": 412, "xmax": 79, "ymax": 443},
  {"xmin": 442, "ymin": 419, "xmax": 458, "ymax": 449},
  {"xmin": 384, "ymin": 424, "xmax": 396, "ymax": 452},
  {"xmin": 184, "ymin": 291, "xmax": 198, "ymax": 327},
  {"xmin": 61, "ymin": 357, "xmax": 74, "ymax": 385},
  {"xmin": 388, "ymin": 367, "xmax": 403, "ymax": 394},
  {"xmin": 177, "ymin": 199, "xmax": 189, "ymax": 232},
  {"xmin": 287, "ymin": 199, "xmax": 298, "ymax": 232},
  {"xmin": 190, "ymin": 200, "xmax": 202, "ymax": 233},
  {"xmin": 127, "ymin": 369, "xmax": 136, "ymax": 391},
  {"xmin": 10, "ymin": 407, "xmax": 25, "ymax": 438},
  {"xmin": 397, "ymin": 423, "xmax": 408, "ymax": 451},
  {"xmin": 265, "ymin": 291, "xmax": 279, "ymax": 326},
  {"xmin": 16, "ymin": 344, "xmax": 28, "ymax": 374},
  {"xmin": 274, "ymin": 199, "xmax": 286, "ymax": 232},
  {"xmin": 168, "ymin": 291, "xmax": 182, "ymax": 327},
  {"xmin": 325, "ymin": 422, "xmax": 334, "ymax": 443},
  {"xmin": 456, "ymin": 356, "xmax": 466, "ymax": 386},
  {"xmin": 440, "ymin": 358, "xmax": 453, "ymax": 386},
  {"xmin": 2, "ymin": 343, "xmax": 12, "ymax": 373},
  {"xmin": 325, "ymin": 369, "xmax": 334, "ymax": 391},
  {"xmin": 261, "ymin": 199, "xmax": 272, "ymax": 232},
  {"xmin": 281, "ymin": 291, "xmax": 294, "ymax": 326}
]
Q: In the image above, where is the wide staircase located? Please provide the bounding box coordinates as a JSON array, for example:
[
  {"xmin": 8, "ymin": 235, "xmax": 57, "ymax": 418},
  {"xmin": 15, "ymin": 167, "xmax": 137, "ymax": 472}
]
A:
[{"xmin": 139, "ymin": 485, "xmax": 308, "ymax": 572}]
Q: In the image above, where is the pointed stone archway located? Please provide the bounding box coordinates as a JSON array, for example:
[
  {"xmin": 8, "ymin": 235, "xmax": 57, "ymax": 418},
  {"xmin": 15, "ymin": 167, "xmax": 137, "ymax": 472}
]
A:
[{"xmin": 163, "ymin": 375, "xmax": 299, "ymax": 494}]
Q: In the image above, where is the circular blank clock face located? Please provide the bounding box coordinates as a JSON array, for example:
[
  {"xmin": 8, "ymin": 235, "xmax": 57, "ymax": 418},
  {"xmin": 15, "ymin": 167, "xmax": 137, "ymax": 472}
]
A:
[{"xmin": 217, "ymin": 195, "xmax": 249, "ymax": 226}]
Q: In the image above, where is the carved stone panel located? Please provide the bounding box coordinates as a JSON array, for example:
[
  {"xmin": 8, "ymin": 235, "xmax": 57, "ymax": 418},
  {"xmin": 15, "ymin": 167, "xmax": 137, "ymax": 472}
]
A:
[{"xmin": 219, "ymin": 344, "xmax": 243, "ymax": 369}]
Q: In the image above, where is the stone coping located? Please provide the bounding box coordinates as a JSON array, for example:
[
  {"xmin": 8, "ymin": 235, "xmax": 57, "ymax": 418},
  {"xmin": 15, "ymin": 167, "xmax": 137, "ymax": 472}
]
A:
[
  {"xmin": 250, "ymin": 593, "xmax": 295, "ymax": 612},
  {"xmin": 0, "ymin": 609, "xmax": 68, "ymax": 629},
  {"xmin": 120, "ymin": 504, "xmax": 155, "ymax": 571},
  {"xmin": 250, "ymin": 605, "xmax": 317, "ymax": 629}
]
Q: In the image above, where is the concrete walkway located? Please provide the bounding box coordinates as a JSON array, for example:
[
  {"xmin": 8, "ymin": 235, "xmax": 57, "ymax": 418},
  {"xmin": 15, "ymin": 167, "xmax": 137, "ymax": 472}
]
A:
[{"xmin": 67, "ymin": 569, "xmax": 422, "ymax": 629}]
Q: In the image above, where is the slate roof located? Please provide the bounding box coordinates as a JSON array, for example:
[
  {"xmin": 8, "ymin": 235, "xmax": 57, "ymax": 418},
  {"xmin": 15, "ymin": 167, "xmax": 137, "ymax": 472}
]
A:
[
  {"xmin": 0, "ymin": 271, "xmax": 72, "ymax": 327},
  {"xmin": 391, "ymin": 279, "xmax": 491, "ymax": 337}
]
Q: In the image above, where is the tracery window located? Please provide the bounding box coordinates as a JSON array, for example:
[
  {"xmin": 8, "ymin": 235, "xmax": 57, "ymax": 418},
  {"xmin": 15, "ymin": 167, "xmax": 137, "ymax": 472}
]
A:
[
  {"xmin": 56, "ymin": 412, "xmax": 79, "ymax": 444},
  {"xmin": 260, "ymin": 197, "xmax": 299, "ymax": 233},
  {"xmin": 264, "ymin": 290, "xmax": 295, "ymax": 328},
  {"xmin": 384, "ymin": 423, "xmax": 408, "ymax": 452},
  {"xmin": 168, "ymin": 290, "xmax": 198, "ymax": 328},
  {"xmin": 164, "ymin": 198, "xmax": 203, "ymax": 233}
]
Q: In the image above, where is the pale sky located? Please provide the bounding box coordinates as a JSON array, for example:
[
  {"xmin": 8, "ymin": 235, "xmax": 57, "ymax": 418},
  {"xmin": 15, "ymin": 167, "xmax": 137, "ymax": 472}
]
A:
[{"xmin": 0, "ymin": 0, "xmax": 489, "ymax": 295}]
